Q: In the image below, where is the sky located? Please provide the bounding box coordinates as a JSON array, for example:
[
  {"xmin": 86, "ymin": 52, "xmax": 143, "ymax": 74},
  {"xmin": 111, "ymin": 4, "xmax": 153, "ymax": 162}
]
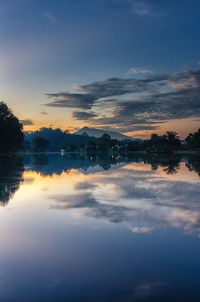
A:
[{"xmin": 0, "ymin": 0, "xmax": 200, "ymax": 138}]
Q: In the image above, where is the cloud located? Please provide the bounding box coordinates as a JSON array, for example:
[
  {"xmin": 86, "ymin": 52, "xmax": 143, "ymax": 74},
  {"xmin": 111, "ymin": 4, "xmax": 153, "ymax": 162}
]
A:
[
  {"xmin": 129, "ymin": 227, "xmax": 154, "ymax": 233},
  {"xmin": 49, "ymin": 193, "xmax": 97, "ymax": 209},
  {"xmin": 132, "ymin": 0, "xmax": 164, "ymax": 18},
  {"xmin": 134, "ymin": 281, "xmax": 165, "ymax": 299},
  {"xmin": 45, "ymin": 92, "xmax": 98, "ymax": 109},
  {"xmin": 132, "ymin": 2, "xmax": 154, "ymax": 16},
  {"xmin": 44, "ymin": 67, "xmax": 200, "ymax": 132},
  {"xmin": 73, "ymin": 111, "xmax": 97, "ymax": 120},
  {"xmin": 20, "ymin": 119, "xmax": 34, "ymax": 125},
  {"xmin": 45, "ymin": 76, "xmax": 162, "ymax": 109},
  {"xmin": 74, "ymin": 181, "xmax": 97, "ymax": 190},
  {"xmin": 46, "ymin": 278, "xmax": 60, "ymax": 289},
  {"xmin": 43, "ymin": 13, "xmax": 56, "ymax": 25},
  {"xmin": 108, "ymin": 0, "xmax": 164, "ymax": 18},
  {"xmin": 129, "ymin": 67, "xmax": 152, "ymax": 73},
  {"xmin": 40, "ymin": 111, "xmax": 48, "ymax": 115}
]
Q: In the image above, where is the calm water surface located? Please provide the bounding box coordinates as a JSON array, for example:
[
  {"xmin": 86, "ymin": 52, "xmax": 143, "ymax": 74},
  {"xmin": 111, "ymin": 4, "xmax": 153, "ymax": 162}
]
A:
[{"xmin": 0, "ymin": 154, "xmax": 200, "ymax": 301}]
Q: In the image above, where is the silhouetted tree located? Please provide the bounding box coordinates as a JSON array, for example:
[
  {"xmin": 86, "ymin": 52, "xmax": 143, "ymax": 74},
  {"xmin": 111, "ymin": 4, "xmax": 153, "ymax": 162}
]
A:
[
  {"xmin": 164, "ymin": 131, "xmax": 181, "ymax": 153},
  {"xmin": 185, "ymin": 128, "xmax": 200, "ymax": 150},
  {"xmin": 98, "ymin": 133, "xmax": 111, "ymax": 151},
  {"xmin": 148, "ymin": 134, "xmax": 168, "ymax": 154},
  {"xmin": 0, "ymin": 102, "xmax": 24, "ymax": 153},
  {"xmin": 32, "ymin": 136, "xmax": 49, "ymax": 152},
  {"xmin": 145, "ymin": 131, "xmax": 181, "ymax": 154}
]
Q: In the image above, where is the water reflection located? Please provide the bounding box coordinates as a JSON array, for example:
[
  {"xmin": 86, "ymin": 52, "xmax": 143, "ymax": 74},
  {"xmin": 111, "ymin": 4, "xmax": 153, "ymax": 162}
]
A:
[
  {"xmin": 48, "ymin": 161, "xmax": 200, "ymax": 235},
  {"xmin": 1, "ymin": 154, "xmax": 200, "ymax": 301},
  {"xmin": 143, "ymin": 154, "xmax": 182, "ymax": 175},
  {"xmin": 25, "ymin": 153, "xmax": 126, "ymax": 175},
  {"xmin": 25, "ymin": 152, "xmax": 196, "ymax": 176},
  {"xmin": 23, "ymin": 154, "xmax": 200, "ymax": 236},
  {"xmin": 0, "ymin": 156, "xmax": 24, "ymax": 206},
  {"xmin": 186, "ymin": 154, "xmax": 200, "ymax": 176},
  {"xmin": 1, "ymin": 153, "xmax": 200, "ymax": 206}
]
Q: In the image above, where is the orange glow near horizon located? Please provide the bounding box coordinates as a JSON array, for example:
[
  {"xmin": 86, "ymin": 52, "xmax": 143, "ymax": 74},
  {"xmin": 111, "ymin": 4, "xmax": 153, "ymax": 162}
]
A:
[
  {"xmin": 123, "ymin": 118, "xmax": 200, "ymax": 140},
  {"xmin": 23, "ymin": 118, "xmax": 200, "ymax": 139}
]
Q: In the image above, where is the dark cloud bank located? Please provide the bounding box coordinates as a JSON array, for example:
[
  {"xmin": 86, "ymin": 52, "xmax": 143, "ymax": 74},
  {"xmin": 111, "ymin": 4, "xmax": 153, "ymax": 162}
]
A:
[{"xmin": 45, "ymin": 67, "xmax": 200, "ymax": 132}]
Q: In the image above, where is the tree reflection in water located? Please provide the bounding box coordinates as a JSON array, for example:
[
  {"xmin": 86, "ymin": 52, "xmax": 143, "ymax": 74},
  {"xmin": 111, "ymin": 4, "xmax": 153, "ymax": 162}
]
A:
[
  {"xmin": 0, "ymin": 156, "xmax": 24, "ymax": 206},
  {"xmin": 24, "ymin": 153, "xmax": 200, "ymax": 177},
  {"xmin": 143, "ymin": 155, "xmax": 182, "ymax": 175},
  {"xmin": 186, "ymin": 155, "xmax": 200, "ymax": 177},
  {"xmin": 1, "ymin": 153, "xmax": 200, "ymax": 207}
]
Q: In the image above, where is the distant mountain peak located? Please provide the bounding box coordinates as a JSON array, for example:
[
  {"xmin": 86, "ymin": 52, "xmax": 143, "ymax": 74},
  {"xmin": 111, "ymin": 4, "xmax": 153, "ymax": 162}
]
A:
[
  {"xmin": 74, "ymin": 127, "xmax": 133, "ymax": 141},
  {"xmin": 82, "ymin": 126, "xmax": 89, "ymax": 130}
]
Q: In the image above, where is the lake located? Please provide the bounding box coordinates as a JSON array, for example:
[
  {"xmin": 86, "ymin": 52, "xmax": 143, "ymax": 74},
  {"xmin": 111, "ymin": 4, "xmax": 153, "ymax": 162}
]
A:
[{"xmin": 0, "ymin": 153, "xmax": 200, "ymax": 301}]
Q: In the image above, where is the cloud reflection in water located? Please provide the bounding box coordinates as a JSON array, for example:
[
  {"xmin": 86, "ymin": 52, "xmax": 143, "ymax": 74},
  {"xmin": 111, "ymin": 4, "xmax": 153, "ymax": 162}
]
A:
[{"xmin": 45, "ymin": 156, "xmax": 200, "ymax": 236}]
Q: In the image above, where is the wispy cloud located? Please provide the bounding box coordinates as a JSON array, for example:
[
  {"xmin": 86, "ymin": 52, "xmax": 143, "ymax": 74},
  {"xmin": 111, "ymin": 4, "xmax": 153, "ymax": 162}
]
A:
[
  {"xmin": 134, "ymin": 281, "xmax": 165, "ymax": 299},
  {"xmin": 43, "ymin": 13, "xmax": 57, "ymax": 25},
  {"xmin": 108, "ymin": 0, "xmax": 164, "ymax": 18},
  {"xmin": 133, "ymin": 1, "xmax": 154, "ymax": 16},
  {"xmin": 129, "ymin": 67, "xmax": 152, "ymax": 74},
  {"xmin": 132, "ymin": 0, "xmax": 164, "ymax": 18},
  {"xmin": 73, "ymin": 111, "xmax": 97, "ymax": 120},
  {"xmin": 129, "ymin": 226, "xmax": 154, "ymax": 233},
  {"xmin": 45, "ymin": 92, "xmax": 98, "ymax": 109},
  {"xmin": 20, "ymin": 119, "xmax": 34, "ymax": 126}
]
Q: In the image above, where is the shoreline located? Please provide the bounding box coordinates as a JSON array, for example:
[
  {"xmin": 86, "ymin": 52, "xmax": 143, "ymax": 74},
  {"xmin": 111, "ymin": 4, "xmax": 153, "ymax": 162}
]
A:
[{"xmin": 0, "ymin": 150, "xmax": 199, "ymax": 156}]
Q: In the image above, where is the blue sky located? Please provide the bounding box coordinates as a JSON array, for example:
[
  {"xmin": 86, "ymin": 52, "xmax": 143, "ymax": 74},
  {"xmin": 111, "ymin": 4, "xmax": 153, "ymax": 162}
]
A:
[{"xmin": 1, "ymin": 0, "xmax": 200, "ymax": 137}]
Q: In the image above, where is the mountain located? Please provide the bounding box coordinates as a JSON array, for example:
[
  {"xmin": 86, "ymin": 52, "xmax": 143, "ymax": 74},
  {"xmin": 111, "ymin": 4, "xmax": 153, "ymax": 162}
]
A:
[
  {"xmin": 74, "ymin": 127, "xmax": 133, "ymax": 141},
  {"xmin": 24, "ymin": 128, "xmax": 98, "ymax": 151}
]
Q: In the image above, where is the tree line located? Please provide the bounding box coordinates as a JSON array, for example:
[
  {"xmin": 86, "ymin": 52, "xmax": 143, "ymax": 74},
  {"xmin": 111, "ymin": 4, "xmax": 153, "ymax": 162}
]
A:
[
  {"xmin": 22, "ymin": 128, "xmax": 200, "ymax": 155},
  {"xmin": 0, "ymin": 102, "xmax": 200, "ymax": 154}
]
